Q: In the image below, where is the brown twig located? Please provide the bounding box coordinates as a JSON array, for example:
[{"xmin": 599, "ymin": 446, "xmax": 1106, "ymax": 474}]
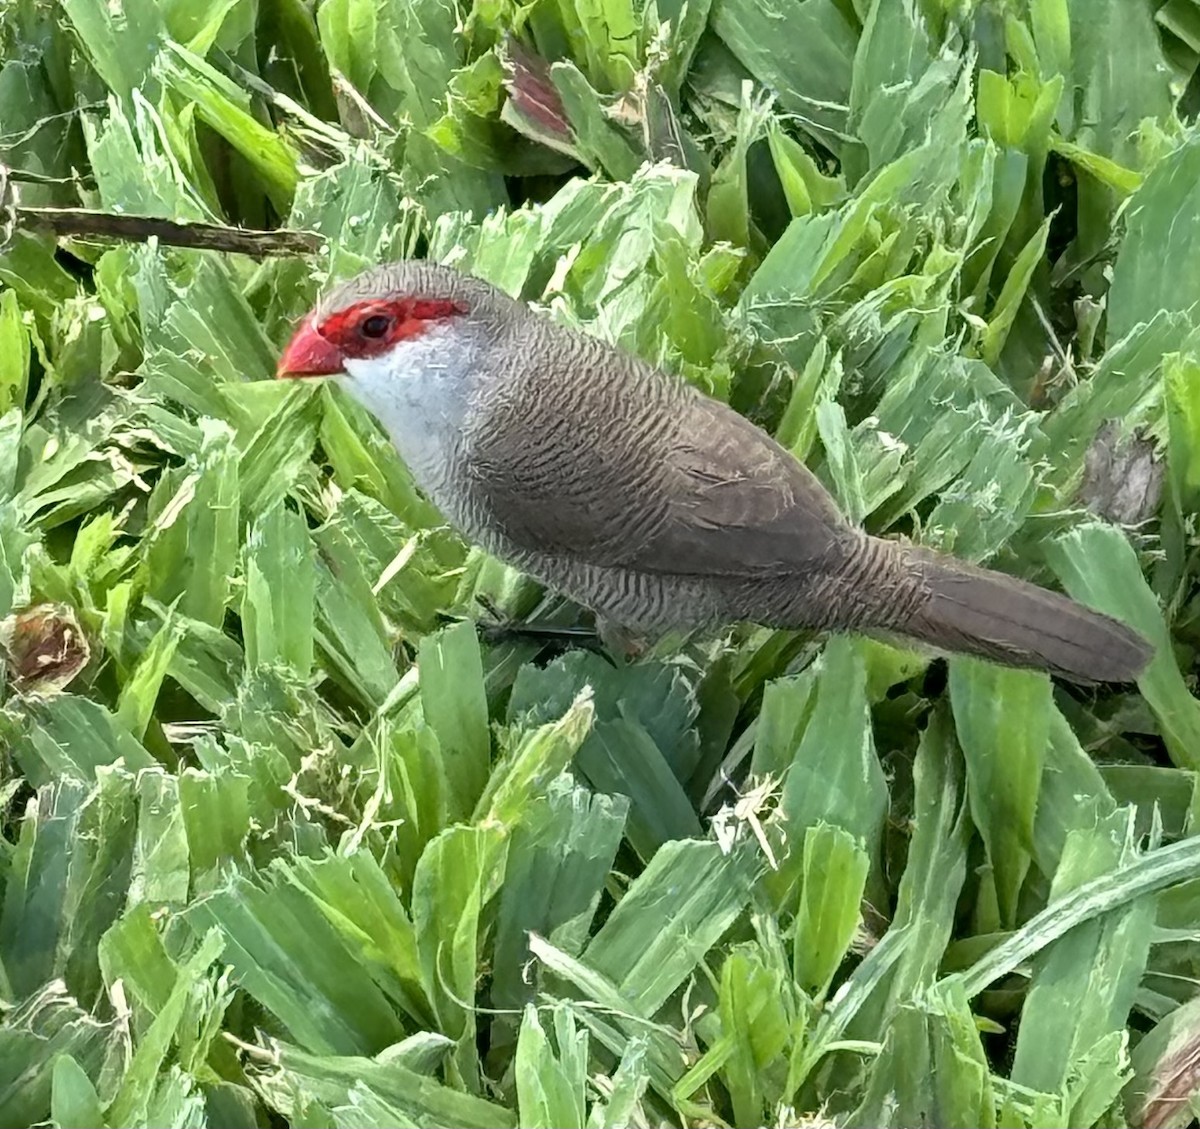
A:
[{"xmin": 13, "ymin": 206, "xmax": 323, "ymax": 258}]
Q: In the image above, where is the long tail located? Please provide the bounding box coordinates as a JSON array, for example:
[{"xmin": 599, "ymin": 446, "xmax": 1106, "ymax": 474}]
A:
[{"xmin": 884, "ymin": 542, "xmax": 1154, "ymax": 684}]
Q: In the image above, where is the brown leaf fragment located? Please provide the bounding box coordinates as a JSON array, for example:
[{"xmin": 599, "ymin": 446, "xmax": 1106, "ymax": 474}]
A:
[
  {"xmin": 1, "ymin": 603, "xmax": 91, "ymax": 693},
  {"xmin": 1079, "ymin": 421, "xmax": 1163, "ymax": 526},
  {"xmin": 500, "ymin": 36, "xmax": 579, "ymax": 159},
  {"xmin": 1127, "ymin": 996, "xmax": 1200, "ymax": 1129}
]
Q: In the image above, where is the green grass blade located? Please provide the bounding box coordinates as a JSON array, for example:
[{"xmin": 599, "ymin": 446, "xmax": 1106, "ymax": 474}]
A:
[
  {"xmin": 793, "ymin": 822, "xmax": 870, "ymax": 999},
  {"xmin": 1046, "ymin": 523, "xmax": 1200, "ymax": 769},
  {"xmin": 952, "ymin": 834, "xmax": 1200, "ymax": 998},
  {"xmin": 411, "ymin": 826, "xmax": 507, "ymax": 1089},
  {"xmin": 418, "ymin": 620, "xmax": 491, "ymax": 821},
  {"xmin": 766, "ymin": 637, "xmax": 888, "ymax": 906},
  {"xmin": 582, "ymin": 840, "xmax": 759, "ymax": 1016},
  {"xmin": 515, "ymin": 1003, "xmax": 588, "ymax": 1129},
  {"xmin": 949, "ymin": 660, "xmax": 1051, "ymax": 928},
  {"xmin": 491, "ymin": 774, "xmax": 627, "ymax": 1018},
  {"xmin": 1010, "ymin": 811, "xmax": 1153, "ymax": 1126},
  {"xmin": 242, "ymin": 500, "xmax": 315, "ymax": 676}
]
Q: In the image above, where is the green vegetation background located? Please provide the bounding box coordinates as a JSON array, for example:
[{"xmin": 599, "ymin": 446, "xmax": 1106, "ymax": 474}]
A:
[{"xmin": 4, "ymin": 0, "xmax": 1200, "ymax": 1125}]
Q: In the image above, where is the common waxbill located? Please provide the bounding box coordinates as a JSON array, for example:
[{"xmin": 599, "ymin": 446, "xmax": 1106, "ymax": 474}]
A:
[{"xmin": 277, "ymin": 260, "xmax": 1154, "ymax": 684}]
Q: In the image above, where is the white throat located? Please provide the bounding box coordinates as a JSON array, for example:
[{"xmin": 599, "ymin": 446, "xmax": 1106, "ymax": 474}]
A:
[{"xmin": 340, "ymin": 321, "xmax": 479, "ymax": 499}]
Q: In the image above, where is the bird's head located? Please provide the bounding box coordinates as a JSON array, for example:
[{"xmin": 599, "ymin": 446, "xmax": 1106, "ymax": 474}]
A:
[
  {"xmin": 277, "ymin": 261, "xmax": 528, "ymax": 451},
  {"xmin": 280, "ymin": 259, "xmax": 524, "ymax": 380}
]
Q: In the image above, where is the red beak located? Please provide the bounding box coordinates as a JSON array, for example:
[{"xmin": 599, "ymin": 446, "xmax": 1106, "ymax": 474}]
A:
[{"xmin": 276, "ymin": 315, "xmax": 346, "ymax": 379}]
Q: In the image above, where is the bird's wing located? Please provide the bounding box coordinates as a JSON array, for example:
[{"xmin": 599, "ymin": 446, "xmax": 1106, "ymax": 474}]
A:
[
  {"xmin": 641, "ymin": 395, "xmax": 851, "ymax": 576},
  {"xmin": 468, "ymin": 362, "xmax": 851, "ymax": 578}
]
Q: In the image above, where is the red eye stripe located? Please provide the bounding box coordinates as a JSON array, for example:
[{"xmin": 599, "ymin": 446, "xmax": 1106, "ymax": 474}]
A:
[
  {"xmin": 316, "ymin": 297, "xmax": 466, "ymax": 358},
  {"xmin": 409, "ymin": 299, "xmax": 465, "ymax": 320}
]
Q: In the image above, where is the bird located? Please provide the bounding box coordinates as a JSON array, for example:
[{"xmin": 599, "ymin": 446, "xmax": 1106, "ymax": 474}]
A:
[{"xmin": 275, "ymin": 259, "xmax": 1154, "ymax": 685}]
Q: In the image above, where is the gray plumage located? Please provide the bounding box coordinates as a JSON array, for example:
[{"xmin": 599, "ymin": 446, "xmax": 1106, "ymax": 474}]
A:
[{"xmin": 299, "ymin": 261, "xmax": 1154, "ymax": 685}]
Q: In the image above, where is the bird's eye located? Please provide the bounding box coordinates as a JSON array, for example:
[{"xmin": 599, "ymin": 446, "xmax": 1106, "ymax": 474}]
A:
[{"xmin": 361, "ymin": 314, "xmax": 391, "ymax": 338}]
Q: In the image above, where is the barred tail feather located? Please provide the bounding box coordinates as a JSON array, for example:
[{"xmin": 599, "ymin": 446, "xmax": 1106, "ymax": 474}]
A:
[{"xmin": 891, "ymin": 545, "xmax": 1154, "ymax": 684}]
